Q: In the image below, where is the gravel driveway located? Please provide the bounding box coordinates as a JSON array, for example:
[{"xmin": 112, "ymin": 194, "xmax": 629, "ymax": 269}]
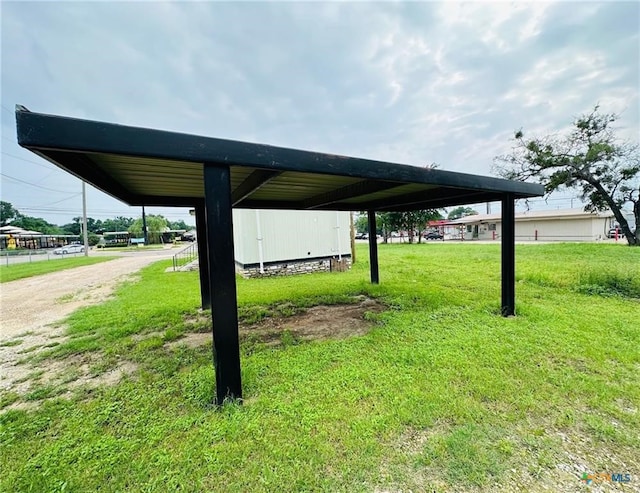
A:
[{"xmin": 0, "ymin": 252, "xmax": 174, "ymax": 392}]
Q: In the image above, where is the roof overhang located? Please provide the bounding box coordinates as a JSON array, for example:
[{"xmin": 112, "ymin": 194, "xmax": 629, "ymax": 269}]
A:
[{"xmin": 15, "ymin": 106, "xmax": 544, "ymax": 212}]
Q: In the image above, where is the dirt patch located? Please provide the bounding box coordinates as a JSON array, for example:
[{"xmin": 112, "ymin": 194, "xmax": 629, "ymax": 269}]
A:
[
  {"xmin": 0, "ymin": 253, "xmax": 172, "ymax": 402},
  {"xmin": 172, "ymin": 296, "xmax": 385, "ymax": 350},
  {"xmin": 1, "ymin": 279, "xmax": 384, "ymax": 411}
]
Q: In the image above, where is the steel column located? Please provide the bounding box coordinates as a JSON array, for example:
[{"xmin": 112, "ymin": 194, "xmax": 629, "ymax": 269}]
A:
[
  {"xmin": 367, "ymin": 210, "xmax": 379, "ymax": 284},
  {"xmin": 194, "ymin": 203, "xmax": 211, "ymax": 310},
  {"xmin": 203, "ymin": 164, "xmax": 242, "ymax": 403},
  {"xmin": 501, "ymin": 193, "xmax": 515, "ymax": 316}
]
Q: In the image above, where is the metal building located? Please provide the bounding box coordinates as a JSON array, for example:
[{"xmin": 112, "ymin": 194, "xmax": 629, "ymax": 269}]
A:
[
  {"xmin": 233, "ymin": 209, "xmax": 351, "ymax": 276},
  {"xmin": 15, "ymin": 106, "xmax": 543, "ymax": 404}
]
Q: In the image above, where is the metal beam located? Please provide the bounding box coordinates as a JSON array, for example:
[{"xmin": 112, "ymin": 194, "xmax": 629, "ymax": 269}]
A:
[
  {"xmin": 236, "ymin": 191, "xmax": 499, "ymax": 212},
  {"xmin": 232, "ymin": 169, "xmax": 281, "ymax": 205},
  {"xmin": 16, "ymin": 107, "xmax": 545, "ymax": 202},
  {"xmin": 128, "ymin": 195, "xmax": 202, "ymax": 207},
  {"xmin": 301, "ymin": 180, "xmax": 403, "ymax": 209},
  {"xmin": 501, "ymin": 193, "xmax": 515, "ymax": 316},
  {"xmin": 350, "ymin": 187, "xmax": 486, "ymax": 212},
  {"xmin": 368, "ymin": 211, "xmax": 379, "ymax": 284},
  {"xmin": 378, "ymin": 192, "xmax": 502, "ymax": 212},
  {"xmin": 194, "ymin": 203, "xmax": 210, "ymax": 310},
  {"xmin": 204, "ymin": 164, "xmax": 242, "ymax": 403}
]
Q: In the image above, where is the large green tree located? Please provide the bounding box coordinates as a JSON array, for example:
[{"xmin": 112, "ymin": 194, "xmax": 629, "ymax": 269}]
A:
[
  {"xmin": 101, "ymin": 216, "xmax": 134, "ymax": 232},
  {"xmin": 374, "ymin": 210, "xmax": 442, "ymax": 243},
  {"xmin": 354, "ymin": 214, "xmax": 369, "ymax": 234},
  {"xmin": 447, "ymin": 207, "xmax": 478, "ymax": 220},
  {"xmin": 494, "ymin": 106, "xmax": 639, "ymax": 246},
  {"xmin": 1, "ymin": 201, "xmax": 64, "ymax": 234},
  {"xmin": 11, "ymin": 216, "xmax": 64, "ymax": 235},
  {"xmin": 128, "ymin": 214, "xmax": 169, "ymax": 244},
  {"xmin": 61, "ymin": 217, "xmax": 103, "ymax": 235},
  {"xmin": 169, "ymin": 219, "xmax": 192, "ymax": 231},
  {"xmin": 0, "ymin": 201, "xmax": 21, "ymax": 226},
  {"xmin": 396, "ymin": 210, "xmax": 443, "ymax": 243}
]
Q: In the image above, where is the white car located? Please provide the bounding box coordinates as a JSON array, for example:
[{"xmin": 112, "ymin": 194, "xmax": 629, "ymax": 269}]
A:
[{"xmin": 53, "ymin": 244, "xmax": 85, "ymax": 255}]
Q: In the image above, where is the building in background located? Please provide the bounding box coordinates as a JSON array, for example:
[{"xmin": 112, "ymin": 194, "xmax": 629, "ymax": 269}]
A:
[
  {"xmin": 232, "ymin": 210, "xmax": 351, "ymax": 277},
  {"xmin": 446, "ymin": 208, "xmax": 617, "ymax": 242},
  {"xmin": 0, "ymin": 225, "xmax": 78, "ymax": 250}
]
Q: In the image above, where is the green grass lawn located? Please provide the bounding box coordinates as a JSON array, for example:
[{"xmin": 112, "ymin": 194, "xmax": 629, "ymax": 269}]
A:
[
  {"xmin": 1, "ymin": 243, "xmax": 638, "ymax": 492},
  {"xmin": 0, "ymin": 256, "xmax": 118, "ymax": 283}
]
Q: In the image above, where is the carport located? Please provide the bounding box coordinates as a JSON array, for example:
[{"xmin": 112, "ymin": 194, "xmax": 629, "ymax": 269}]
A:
[{"xmin": 15, "ymin": 106, "xmax": 544, "ymax": 404}]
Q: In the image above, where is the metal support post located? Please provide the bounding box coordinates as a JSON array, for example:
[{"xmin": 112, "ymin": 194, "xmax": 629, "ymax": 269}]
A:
[
  {"xmin": 203, "ymin": 164, "xmax": 242, "ymax": 404},
  {"xmin": 368, "ymin": 210, "xmax": 379, "ymax": 284},
  {"xmin": 195, "ymin": 203, "xmax": 211, "ymax": 310},
  {"xmin": 501, "ymin": 194, "xmax": 515, "ymax": 316}
]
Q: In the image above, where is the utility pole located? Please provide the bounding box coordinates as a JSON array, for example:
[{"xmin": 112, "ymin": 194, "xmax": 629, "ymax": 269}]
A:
[
  {"xmin": 142, "ymin": 206, "xmax": 148, "ymax": 245},
  {"xmin": 349, "ymin": 211, "xmax": 356, "ymax": 264},
  {"xmin": 82, "ymin": 181, "xmax": 89, "ymax": 256}
]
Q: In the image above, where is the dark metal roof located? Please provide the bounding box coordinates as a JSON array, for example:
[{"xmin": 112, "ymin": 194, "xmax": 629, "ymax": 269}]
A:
[{"xmin": 15, "ymin": 106, "xmax": 544, "ymax": 211}]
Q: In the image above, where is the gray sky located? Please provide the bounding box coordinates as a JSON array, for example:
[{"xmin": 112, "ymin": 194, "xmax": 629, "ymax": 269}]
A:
[{"xmin": 1, "ymin": 1, "xmax": 638, "ymax": 226}]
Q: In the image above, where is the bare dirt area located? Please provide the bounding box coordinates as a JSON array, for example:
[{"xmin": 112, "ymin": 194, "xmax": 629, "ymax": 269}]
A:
[
  {"xmin": 173, "ymin": 296, "xmax": 385, "ymax": 350},
  {"xmin": 0, "ymin": 254, "xmax": 171, "ymax": 397},
  {"xmin": 1, "ymin": 251, "xmax": 385, "ymax": 410}
]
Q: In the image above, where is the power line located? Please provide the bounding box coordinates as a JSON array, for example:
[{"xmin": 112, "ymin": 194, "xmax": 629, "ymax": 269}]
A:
[
  {"xmin": 1, "ymin": 104, "xmax": 14, "ymax": 115},
  {"xmin": 15, "ymin": 206, "xmax": 193, "ymax": 218},
  {"xmin": 1, "ymin": 151, "xmax": 57, "ymax": 170},
  {"xmin": 1, "ymin": 172, "xmax": 79, "ymax": 193},
  {"xmin": 29, "ymin": 193, "xmax": 83, "ymax": 208}
]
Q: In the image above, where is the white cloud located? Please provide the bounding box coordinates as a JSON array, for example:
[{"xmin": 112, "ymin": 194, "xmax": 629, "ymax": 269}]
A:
[{"xmin": 1, "ymin": 1, "xmax": 638, "ymax": 224}]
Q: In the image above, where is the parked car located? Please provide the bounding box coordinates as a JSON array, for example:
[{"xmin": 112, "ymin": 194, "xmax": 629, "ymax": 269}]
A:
[
  {"xmin": 53, "ymin": 244, "xmax": 85, "ymax": 255},
  {"xmin": 607, "ymin": 228, "xmax": 624, "ymax": 238},
  {"xmin": 424, "ymin": 231, "xmax": 444, "ymax": 240}
]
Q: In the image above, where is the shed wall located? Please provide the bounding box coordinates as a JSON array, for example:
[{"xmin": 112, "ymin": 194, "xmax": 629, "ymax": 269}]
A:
[{"xmin": 233, "ymin": 210, "xmax": 351, "ymax": 265}]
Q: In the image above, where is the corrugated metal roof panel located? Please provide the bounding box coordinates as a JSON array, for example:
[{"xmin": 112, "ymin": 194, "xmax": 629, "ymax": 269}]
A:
[{"xmin": 16, "ymin": 108, "xmax": 545, "ymax": 210}]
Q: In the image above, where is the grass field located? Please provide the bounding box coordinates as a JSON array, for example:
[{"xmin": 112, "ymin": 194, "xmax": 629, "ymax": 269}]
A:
[
  {"xmin": 1, "ymin": 243, "xmax": 638, "ymax": 492},
  {"xmin": 0, "ymin": 255, "xmax": 118, "ymax": 283}
]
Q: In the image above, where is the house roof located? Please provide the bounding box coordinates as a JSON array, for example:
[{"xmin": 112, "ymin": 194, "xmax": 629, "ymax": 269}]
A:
[
  {"xmin": 0, "ymin": 225, "xmax": 43, "ymax": 235},
  {"xmin": 448, "ymin": 208, "xmax": 614, "ymax": 225},
  {"xmin": 15, "ymin": 106, "xmax": 543, "ymax": 212}
]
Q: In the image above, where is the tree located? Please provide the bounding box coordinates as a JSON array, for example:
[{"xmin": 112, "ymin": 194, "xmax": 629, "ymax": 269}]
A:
[
  {"xmin": 447, "ymin": 207, "xmax": 478, "ymax": 220},
  {"xmin": 11, "ymin": 215, "xmax": 64, "ymax": 235},
  {"xmin": 354, "ymin": 214, "xmax": 369, "ymax": 234},
  {"xmin": 494, "ymin": 106, "xmax": 639, "ymax": 246},
  {"xmin": 169, "ymin": 219, "xmax": 192, "ymax": 231},
  {"xmin": 357, "ymin": 210, "xmax": 442, "ymax": 243},
  {"xmin": 128, "ymin": 214, "xmax": 169, "ymax": 244},
  {"xmin": 101, "ymin": 216, "xmax": 134, "ymax": 232},
  {"xmin": 87, "ymin": 232, "xmax": 101, "ymax": 246},
  {"xmin": 60, "ymin": 217, "xmax": 102, "ymax": 235},
  {"xmin": 61, "ymin": 221, "xmax": 80, "ymax": 235},
  {"xmin": 0, "ymin": 201, "xmax": 21, "ymax": 226},
  {"xmin": 395, "ymin": 210, "xmax": 443, "ymax": 243},
  {"xmin": 377, "ymin": 212, "xmax": 395, "ymax": 243}
]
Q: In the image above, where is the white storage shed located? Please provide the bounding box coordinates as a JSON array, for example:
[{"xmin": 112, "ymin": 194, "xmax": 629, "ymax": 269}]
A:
[{"xmin": 233, "ymin": 209, "xmax": 351, "ymax": 277}]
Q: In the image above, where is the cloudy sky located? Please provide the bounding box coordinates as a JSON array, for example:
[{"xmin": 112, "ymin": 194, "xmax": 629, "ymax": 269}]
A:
[{"xmin": 1, "ymin": 1, "xmax": 638, "ymax": 226}]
